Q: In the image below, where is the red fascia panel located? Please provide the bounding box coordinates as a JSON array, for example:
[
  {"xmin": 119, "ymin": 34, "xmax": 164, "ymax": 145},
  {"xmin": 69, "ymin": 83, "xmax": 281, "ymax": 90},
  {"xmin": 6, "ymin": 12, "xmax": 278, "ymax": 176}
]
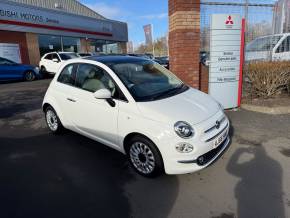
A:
[{"xmin": 0, "ymin": 19, "xmax": 113, "ymax": 37}]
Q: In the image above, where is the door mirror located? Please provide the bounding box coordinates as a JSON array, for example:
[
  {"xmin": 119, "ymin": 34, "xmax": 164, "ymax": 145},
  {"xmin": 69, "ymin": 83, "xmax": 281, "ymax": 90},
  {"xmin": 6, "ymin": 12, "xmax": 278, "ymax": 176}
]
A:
[
  {"xmin": 52, "ymin": 58, "xmax": 60, "ymax": 63},
  {"xmin": 93, "ymin": 89, "xmax": 112, "ymax": 99}
]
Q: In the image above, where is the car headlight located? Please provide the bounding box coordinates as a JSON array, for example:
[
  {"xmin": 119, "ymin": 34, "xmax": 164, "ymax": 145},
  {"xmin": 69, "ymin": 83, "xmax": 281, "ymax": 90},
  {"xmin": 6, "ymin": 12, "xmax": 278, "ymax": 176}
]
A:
[
  {"xmin": 174, "ymin": 121, "xmax": 194, "ymax": 138},
  {"xmin": 34, "ymin": 67, "xmax": 40, "ymax": 73}
]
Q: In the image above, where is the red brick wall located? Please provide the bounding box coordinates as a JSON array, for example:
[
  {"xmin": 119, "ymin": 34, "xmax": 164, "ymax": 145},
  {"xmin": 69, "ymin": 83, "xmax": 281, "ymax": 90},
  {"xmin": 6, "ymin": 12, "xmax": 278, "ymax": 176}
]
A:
[
  {"xmin": 0, "ymin": 30, "xmax": 30, "ymax": 64},
  {"xmin": 168, "ymin": 0, "xmax": 200, "ymax": 89}
]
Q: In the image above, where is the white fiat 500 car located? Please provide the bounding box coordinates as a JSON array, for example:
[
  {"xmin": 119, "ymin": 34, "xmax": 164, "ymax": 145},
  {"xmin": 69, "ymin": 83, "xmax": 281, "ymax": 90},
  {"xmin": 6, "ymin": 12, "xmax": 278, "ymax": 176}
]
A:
[
  {"xmin": 39, "ymin": 52, "xmax": 80, "ymax": 74},
  {"xmin": 43, "ymin": 56, "xmax": 230, "ymax": 177}
]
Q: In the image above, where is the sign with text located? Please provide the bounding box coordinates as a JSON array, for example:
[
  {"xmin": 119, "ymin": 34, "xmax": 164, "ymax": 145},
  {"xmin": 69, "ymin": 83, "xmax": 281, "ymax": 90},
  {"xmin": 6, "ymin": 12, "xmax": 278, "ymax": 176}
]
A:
[
  {"xmin": 209, "ymin": 14, "xmax": 242, "ymax": 109},
  {"xmin": 0, "ymin": 43, "xmax": 21, "ymax": 63},
  {"xmin": 0, "ymin": 1, "xmax": 128, "ymax": 42}
]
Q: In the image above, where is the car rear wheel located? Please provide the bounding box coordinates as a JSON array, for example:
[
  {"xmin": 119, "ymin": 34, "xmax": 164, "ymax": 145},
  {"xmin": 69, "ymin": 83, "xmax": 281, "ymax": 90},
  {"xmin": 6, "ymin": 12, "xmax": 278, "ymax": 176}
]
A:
[
  {"xmin": 45, "ymin": 106, "xmax": 64, "ymax": 134},
  {"xmin": 24, "ymin": 71, "xmax": 35, "ymax": 81},
  {"xmin": 127, "ymin": 136, "xmax": 164, "ymax": 177}
]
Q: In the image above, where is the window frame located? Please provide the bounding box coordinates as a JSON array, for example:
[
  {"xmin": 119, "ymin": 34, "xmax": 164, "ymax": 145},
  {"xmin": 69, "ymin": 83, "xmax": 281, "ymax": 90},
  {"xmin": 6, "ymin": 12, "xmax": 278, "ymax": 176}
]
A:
[
  {"xmin": 52, "ymin": 53, "xmax": 61, "ymax": 61},
  {"xmin": 275, "ymin": 35, "xmax": 290, "ymax": 53},
  {"xmin": 57, "ymin": 62, "xmax": 128, "ymax": 102},
  {"xmin": 57, "ymin": 63, "xmax": 78, "ymax": 87}
]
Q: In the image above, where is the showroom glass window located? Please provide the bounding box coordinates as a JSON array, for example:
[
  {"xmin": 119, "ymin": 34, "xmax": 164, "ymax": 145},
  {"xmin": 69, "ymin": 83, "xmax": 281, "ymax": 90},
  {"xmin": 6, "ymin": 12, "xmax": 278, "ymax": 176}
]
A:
[
  {"xmin": 39, "ymin": 35, "xmax": 61, "ymax": 57},
  {"xmin": 89, "ymin": 39, "xmax": 121, "ymax": 54},
  {"xmin": 62, "ymin": 37, "xmax": 81, "ymax": 53},
  {"xmin": 89, "ymin": 39, "xmax": 106, "ymax": 53},
  {"xmin": 105, "ymin": 41, "xmax": 121, "ymax": 54}
]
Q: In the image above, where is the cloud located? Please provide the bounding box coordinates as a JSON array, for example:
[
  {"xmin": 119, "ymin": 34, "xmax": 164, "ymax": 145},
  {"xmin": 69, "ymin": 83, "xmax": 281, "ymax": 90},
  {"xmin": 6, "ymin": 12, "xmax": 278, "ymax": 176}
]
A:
[
  {"xmin": 84, "ymin": 2, "xmax": 121, "ymax": 19},
  {"xmin": 139, "ymin": 13, "xmax": 167, "ymax": 20}
]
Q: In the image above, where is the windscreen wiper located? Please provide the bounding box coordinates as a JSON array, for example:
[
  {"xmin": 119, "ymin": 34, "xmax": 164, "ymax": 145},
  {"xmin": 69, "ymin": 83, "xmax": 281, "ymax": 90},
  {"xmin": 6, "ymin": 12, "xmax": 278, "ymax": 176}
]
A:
[{"xmin": 150, "ymin": 84, "xmax": 186, "ymax": 100}]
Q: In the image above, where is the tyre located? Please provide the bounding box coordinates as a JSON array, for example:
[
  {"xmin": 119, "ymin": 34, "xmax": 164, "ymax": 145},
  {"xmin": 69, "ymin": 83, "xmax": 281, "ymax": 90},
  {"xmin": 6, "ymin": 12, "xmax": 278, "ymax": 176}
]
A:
[
  {"xmin": 45, "ymin": 106, "xmax": 64, "ymax": 134},
  {"xmin": 41, "ymin": 66, "xmax": 47, "ymax": 73},
  {"xmin": 40, "ymin": 66, "xmax": 48, "ymax": 78},
  {"xmin": 24, "ymin": 71, "xmax": 36, "ymax": 81},
  {"xmin": 127, "ymin": 135, "xmax": 164, "ymax": 177}
]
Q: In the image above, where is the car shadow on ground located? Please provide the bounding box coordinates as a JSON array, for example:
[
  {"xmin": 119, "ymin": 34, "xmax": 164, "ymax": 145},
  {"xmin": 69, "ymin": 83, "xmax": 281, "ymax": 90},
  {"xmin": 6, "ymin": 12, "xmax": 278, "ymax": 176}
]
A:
[
  {"xmin": 0, "ymin": 79, "xmax": 179, "ymax": 218},
  {"xmin": 0, "ymin": 129, "xmax": 179, "ymax": 218}
]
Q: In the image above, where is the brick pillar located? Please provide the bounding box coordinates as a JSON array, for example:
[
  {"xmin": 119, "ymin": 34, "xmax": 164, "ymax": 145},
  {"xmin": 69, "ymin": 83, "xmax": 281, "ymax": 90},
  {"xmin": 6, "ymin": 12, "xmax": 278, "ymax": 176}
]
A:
[
  {"xmin": 80, "ymin": 38, "xmax": 89, "ymax": 53},
  {"xmin": 119, "ymin": 42, "xmax": 127, "ymax": 54},
  {"xmin": 26, "ymin": 33, "xmax": 40, "ymax": 66},
  {"xmin": 169, "ymin": 0, "xmax": 200, "ymax": 88}
]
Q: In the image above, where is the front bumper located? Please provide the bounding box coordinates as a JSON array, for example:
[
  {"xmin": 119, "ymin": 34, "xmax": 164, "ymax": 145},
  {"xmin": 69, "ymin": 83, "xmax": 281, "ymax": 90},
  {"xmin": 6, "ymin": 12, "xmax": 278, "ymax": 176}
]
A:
[
  {"xmin": 177, "ymin": 136, "xmax": 230, "ymax": 165},
  {"xmin": 159, "ymin": 110, "xmax": 231, "ymax": 175},
  {"xmin": 165, "ymin": 136, "xmax": 230, "ymax": 175}
]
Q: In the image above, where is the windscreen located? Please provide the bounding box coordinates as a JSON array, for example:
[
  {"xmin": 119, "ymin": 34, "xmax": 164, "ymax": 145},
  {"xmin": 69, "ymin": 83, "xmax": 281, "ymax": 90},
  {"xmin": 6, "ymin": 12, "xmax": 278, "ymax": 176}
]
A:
[{"xmin": 108, "ymin": 60, "xmax": 187, "ymax": 102}]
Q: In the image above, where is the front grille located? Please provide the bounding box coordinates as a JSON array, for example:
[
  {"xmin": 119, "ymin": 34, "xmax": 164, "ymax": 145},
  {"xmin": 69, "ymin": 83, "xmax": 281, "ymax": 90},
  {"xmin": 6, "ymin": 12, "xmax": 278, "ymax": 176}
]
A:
[
  {"xmin": 196, "ymin": 138, "xmax": 228, "ymax": 166},
  {"xmin": 204, "ymin": 115, "xmax": 226, "ymax": 133},
  {"xmin": 205, "ymin": 123, "xmax": 228, "ymax": 142}
]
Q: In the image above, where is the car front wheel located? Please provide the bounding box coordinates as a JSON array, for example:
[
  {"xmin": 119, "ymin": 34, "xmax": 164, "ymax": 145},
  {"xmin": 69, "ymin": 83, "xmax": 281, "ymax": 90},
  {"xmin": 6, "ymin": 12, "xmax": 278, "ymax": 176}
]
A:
[
  {"xmin": 45, "ymin": 106, "xmax": 64, "ymax": 134},
  {"xmin": 40, "ymin": 66, "xmax": 47, "ymax": 73},
  {"xmin": 127, "ymin": 136, "xmax": 164, "ymax": 177},
  {"xmin": 24, "ymin": 71, "xmax": 36, "ymax": 81}
]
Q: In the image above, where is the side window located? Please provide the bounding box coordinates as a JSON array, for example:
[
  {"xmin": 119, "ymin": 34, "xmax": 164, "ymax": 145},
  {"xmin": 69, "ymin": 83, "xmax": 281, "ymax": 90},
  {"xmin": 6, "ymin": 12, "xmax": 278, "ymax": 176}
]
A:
[
  {"xmin": 75, "ymin": 64, "xmax": 116, "ymax": 95},
  {"xmin": 276, "ymin": 36, "xmax": 290, "ymax": 53},
  {"xmin": 52, "ymin": 53, "xmax": 60, "ymax": 61},
  {"xmin": 0, "ymin": 57, "xmax": 13, "ymax": 65},
  {"xmin": 44, "ymin": 54, "xmax": 52, "ymax": 60},
  {"xmin": 57, "ymin": 64, "xmax": 76, "ymax": 85}
]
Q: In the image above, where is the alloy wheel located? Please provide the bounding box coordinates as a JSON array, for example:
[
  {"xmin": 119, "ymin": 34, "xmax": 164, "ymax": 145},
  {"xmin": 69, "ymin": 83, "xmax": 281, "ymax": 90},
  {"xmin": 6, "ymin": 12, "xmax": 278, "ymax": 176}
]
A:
[
  {"xmin": 129, "ymin": 142, "xmax": 156, "ymax": 174},
  {"xmin": 25, "ymin": 71, "xmax": 35, "ymax": 81},
  {"xmin": 46, "ymin": 110, "xmax": 58, "ymax": 132}
]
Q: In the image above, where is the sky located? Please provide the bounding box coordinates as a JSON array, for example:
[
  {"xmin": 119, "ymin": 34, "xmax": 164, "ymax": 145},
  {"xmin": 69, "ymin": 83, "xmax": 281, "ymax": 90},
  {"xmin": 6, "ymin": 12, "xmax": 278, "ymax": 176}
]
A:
[
  {"xmin": 79, "ymin": 0, "xmax": 277, "ymax": 47},
  {"xmin": 79, "ymin": 0, "xmax": 169, "ymax": 47}
]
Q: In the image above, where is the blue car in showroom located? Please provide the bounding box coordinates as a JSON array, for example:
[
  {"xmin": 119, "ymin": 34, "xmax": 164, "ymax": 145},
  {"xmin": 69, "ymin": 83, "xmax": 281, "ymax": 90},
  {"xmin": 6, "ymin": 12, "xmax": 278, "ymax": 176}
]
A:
[{"xmin": 0, "ymin": 57, "xmax": 42, "ymax": 82}]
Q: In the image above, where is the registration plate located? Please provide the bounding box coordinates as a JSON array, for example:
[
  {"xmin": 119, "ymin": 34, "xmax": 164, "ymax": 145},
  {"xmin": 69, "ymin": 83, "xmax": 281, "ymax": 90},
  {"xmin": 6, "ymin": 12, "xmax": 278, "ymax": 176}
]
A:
[{"xmin": 213, "ymin": 130, "xmax": 228, "ymax": 149}]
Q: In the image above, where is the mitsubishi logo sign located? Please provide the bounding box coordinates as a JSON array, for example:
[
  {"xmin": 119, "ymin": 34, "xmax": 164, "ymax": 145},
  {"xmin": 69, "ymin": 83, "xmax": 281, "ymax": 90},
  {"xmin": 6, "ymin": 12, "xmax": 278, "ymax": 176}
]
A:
[{"xmin": 225, "ymin": 15, "xmax": 234, "ymax": 25}]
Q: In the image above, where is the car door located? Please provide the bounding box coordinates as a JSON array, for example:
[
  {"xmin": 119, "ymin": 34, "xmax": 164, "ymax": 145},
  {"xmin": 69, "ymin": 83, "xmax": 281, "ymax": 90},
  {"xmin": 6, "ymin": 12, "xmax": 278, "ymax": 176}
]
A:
[
  {"xmin": 0, "ymin": 57, "xmax": 19, "ymax": 80},
  {"xmin": 42, "ymin": 53, "xmax": 53, "ymax": 73},
  {"xmin": 68, "ymin": 63, "xmax": 120, "ymax": 148},
  {"xmin": 50, "ymin": 53, "xmax": 62, "ymax": 73},
  {"xmin": 273, "ymin": 36, "xmax": 290, "ymax": 61},
  {"xmin": 53, "ymin": 63, "xmax": 78, "ymax": 128}
]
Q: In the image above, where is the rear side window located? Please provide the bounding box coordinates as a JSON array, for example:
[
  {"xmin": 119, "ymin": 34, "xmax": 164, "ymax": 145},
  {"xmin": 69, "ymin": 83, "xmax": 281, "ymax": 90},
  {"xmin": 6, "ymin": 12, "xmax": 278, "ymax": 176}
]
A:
[
  {"xmin": 57, "ymin": 64, "xmax": 76, "ymax": 85},
  {"xmin": 276, "ymin": 36, "xmax": 290, "ymax": 53}
]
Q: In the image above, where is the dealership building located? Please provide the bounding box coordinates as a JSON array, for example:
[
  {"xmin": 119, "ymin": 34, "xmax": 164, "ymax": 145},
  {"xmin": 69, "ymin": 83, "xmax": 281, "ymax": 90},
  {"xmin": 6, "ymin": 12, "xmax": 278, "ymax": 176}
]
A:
[{"xmin": 0, "ymin": 0, "xmax": 128, "ymax": 65}]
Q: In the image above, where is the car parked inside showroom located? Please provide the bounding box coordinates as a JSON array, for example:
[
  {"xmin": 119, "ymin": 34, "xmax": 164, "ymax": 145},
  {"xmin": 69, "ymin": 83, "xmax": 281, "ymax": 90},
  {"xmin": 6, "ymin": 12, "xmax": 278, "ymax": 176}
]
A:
[
  {"xmin": 42, "ymin": 56, "xmax": 230, "ymax": 177},
  {"xmin": 0, "ymin": 57, "xmax": 41, "ymax": 82},
  {"xmin": 39, "ymin": 52, "xmax": 80, "ymax": 75}
]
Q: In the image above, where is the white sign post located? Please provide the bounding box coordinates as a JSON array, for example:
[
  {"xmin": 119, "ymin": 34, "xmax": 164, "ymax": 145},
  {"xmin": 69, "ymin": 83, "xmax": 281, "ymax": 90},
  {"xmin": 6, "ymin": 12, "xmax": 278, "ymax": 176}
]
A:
[
  {"xmin": 0, "ymin": 43, "xmax": 22, "ymax": 63},
  {"xmin": 209, "ymin": 14, "xmax": 242, "ymax": 109}
]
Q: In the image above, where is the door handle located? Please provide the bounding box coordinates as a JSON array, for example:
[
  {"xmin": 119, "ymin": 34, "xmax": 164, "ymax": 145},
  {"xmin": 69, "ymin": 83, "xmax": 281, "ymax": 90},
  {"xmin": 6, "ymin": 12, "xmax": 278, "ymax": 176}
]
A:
[{"xmin": 67, "ymin": 98, "xmax": 76, "ymax": 102}]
